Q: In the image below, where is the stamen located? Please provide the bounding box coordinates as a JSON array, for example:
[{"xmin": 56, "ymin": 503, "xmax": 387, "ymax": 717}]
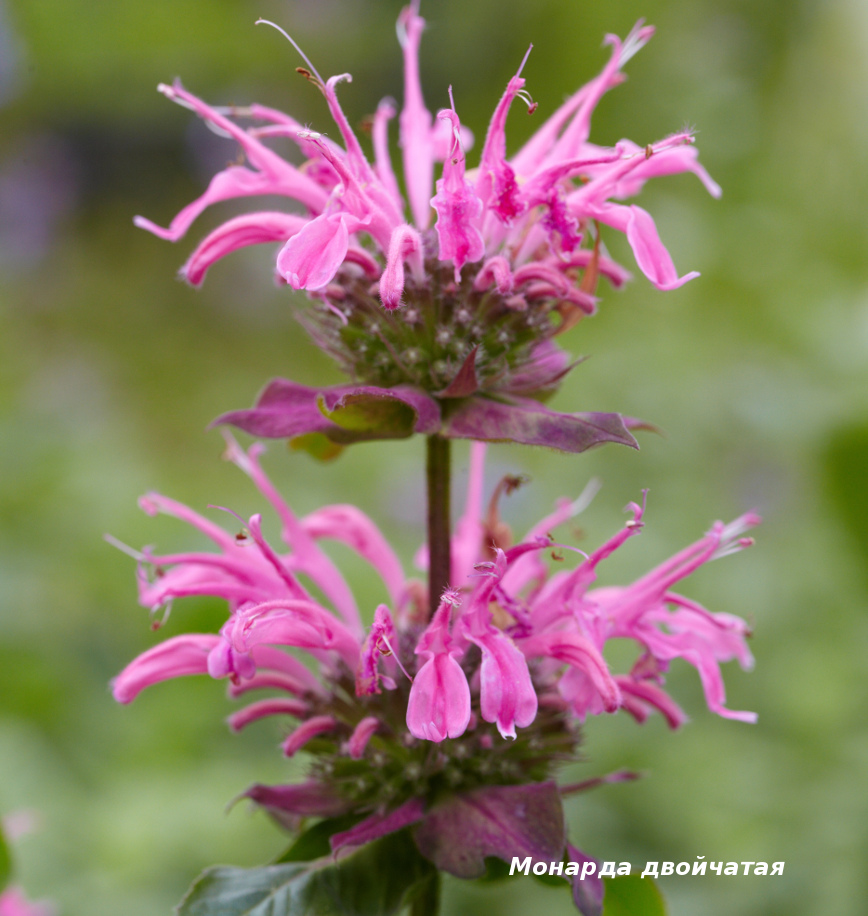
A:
[
  {"xmin": 256, "ymin": 19, "xmax": 326, "ymax": 88},
  {"xmin": 569, "ymin": 477, "xmax": 602, "ymax": 516},
  {"xmin": 210, "ymin": 504, "xmax": 248, "ymax": 529},
  {"xmin": 516, "ymin": 89, "xmax": 538, "ymax": 114},
  {"xmin": 395, "ymin": 0, "xmax": 422, "ymax": 49},
  {"xmin": 158, "ymin": 85, "xmax": 235, "ymax": 139},
  {"xmin": 516, "ymin": 43, "xmax": 533, "ymax": 78},
  {"xmin": 323, "ymin": 300, "xmax": 349, "ymax": 325},
  {"xmin": 618, "ymin": 20, "xmax": 655, "ymax": 67},
  {"xmin": 103, "ymin": 534, "xmax": 147, "ymax": 563},
  {"xmin": 378, "ymin": 632, "xmax": 414, "ymax": 683},
  {"xmin": 149, "ymin": 602, "xmax": 173, "ymax": 631}
]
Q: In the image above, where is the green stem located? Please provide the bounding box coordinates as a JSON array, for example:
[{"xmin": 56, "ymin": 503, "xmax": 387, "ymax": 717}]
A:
[
  {"xmin": 426, "ymin": 434, "xmax": 451, "ymax": 616},
  {"xmin": 410, "ymin": 871, "xmax": 441, "ymax": 916}
]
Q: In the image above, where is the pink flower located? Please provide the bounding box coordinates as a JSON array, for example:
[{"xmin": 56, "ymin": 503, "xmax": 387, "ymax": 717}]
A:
[{"xmin": 407, "ymin": 592, "xmax": 471, "ymax": 741}]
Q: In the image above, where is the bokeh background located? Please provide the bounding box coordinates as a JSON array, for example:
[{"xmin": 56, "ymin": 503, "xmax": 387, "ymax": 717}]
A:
[{"xmin": 1, "ymin": 0, "xmax": 867, "ymax": 913}]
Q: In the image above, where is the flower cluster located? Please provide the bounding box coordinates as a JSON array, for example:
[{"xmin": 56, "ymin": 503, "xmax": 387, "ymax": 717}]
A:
[
  {"xmin": 0, "ymin": 888, "xmax": 53, "ymax": 916},
  {"xmin": 136, "ymin": 6, "xmax": 719, "ymax": 455},
  {"xmin": 114, "ymin": 438, "xmax": 757, "ymax": 826}
]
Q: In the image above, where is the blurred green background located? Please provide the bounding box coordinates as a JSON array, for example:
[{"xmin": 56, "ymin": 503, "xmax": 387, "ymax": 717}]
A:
[{"xmin": 1, "ymin": 0, "xmax": 866, "ymax": 913}]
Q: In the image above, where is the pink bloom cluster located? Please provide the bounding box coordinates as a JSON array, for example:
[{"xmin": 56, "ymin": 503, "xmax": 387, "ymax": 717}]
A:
[
  {"xmin": 0, "ymin": 889, "xmax": 53, "ymax": 916},
  {"xmin": 113, "ymin": 438, "xmax": 757, "ymax": 750},
  {"xmin": 135, "ymin": 6, "xmax": 719, "ymax": 309}
]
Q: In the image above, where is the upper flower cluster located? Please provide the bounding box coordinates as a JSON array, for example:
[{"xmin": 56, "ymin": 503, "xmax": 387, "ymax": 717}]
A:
[
  {"xmin": 137, "ymin": 11, "xmax": 718, "ymax": 302},
  {"xmin": 135, "ymin": 6, "xmax": 719, "ymax": 456}
]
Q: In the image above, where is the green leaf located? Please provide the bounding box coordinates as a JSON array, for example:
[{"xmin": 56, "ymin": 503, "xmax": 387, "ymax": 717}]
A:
[
  {"xmin": 318, "ymin": 393, "xmax": 417, "ymax": 438},
  {"xmin": 274, "ymin": 816, "xmax": 363, "ymax": 864},
  {"xmin": 476, "ymin": 857, "xmax": 514, "ymax": 883},
  {"xmin": 177, "ymin": 829, "xmax": 436, "ymax": 916},
  {"xmin": 601, "ymin": 875, "xmax": 667, "ymax": 916},
  {"xmin": 0, "ymin": 821, "xmax": 11, "ymax": 891},
  {"xmin": 288, "ymin": 433, "xmax": 344, "ymax": 462}
]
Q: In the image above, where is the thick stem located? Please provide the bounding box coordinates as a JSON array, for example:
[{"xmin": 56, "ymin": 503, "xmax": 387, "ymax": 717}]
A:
[
  {"xmin": 410, "ymin": 871, "xmax": 441, "ymax": 916},
  {"xmin": 426, "ymin": 434, "xmax": 451, "ymax": 615}
]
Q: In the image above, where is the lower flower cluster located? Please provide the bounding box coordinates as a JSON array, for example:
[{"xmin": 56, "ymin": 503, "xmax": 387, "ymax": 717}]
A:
[{"xmin": 113, "ymin": 436, "xmax": 757, "ymax": 858}]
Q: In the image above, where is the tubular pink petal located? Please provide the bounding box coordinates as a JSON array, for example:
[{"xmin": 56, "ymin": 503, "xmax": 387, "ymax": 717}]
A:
[
  {"xmin": 356, "ymin": 604, "xmax": 406, "ymax": 696},
  {"xmin": 206, "ymin": 632, "xmax": 256, "ymax": 681},
  {"xmin": 431, "ymin": 107, "xmax": 485, "ymax": 280},
  {"xmin": 398, "ymin": 4, "xmax": 434, "ymax": 229},
  {"xmin": 550, "ymin": 22, "xmax": 654, "ymax": 167},
  {"xmin": 408, "ymin": 597, "xmax": 471, "ymax": 741},
  {"xmin": 227, "ymin": 670, "xmax": 311, "ymax": 698},
  {"xmin": 227, "ymin": 698, "xmax": 309, "ymax": 732},
  {"xmin": 451, "ymin": 441, "xmax": 486, "ymax": 587},
  {"xmin": 133, "ymin": 162, "xmax": 324, "ymax": 244},
  {"xmin": 476, "ymin": 47, "xmax": 532, "ymax": 224},
  {"xmin": 407, "ymin": 653, "xmax": 471, "ymax": 741},
  {"xmin": 302, "ymin": 505, "xmax": 405, "ymax": 604},
  {"xmin": 222, "ymin": 436, "xmax": 362, "ymax": 635},
  {"xmin": 346, "ymin": 716, "xmax": 380, "ymax": 759},
  {"xmin": 282, "ymin": 715, "xmax": 338, "ymax": 757},
  {"xmin": 250, "ymin": 645, "xmax": 326, "ymax": 694},
  {"xmin": 134, "ymin": 82, "xmax": 328, "ymax": 242},
  {"xmin": 138, "ymin": 492, "xmax": 238, "ymax": 552},
  {"xmin": 231, "ymin": 600, "xmax": 361, "ymax": 670},
  {"xmin": 558, "ymin": 250, "xmax": 632, "ymax": 288},
  {"xmin": 323, "ymin": 74, "xmax": 375, "ymax": 180},
  {"xmin": 380, "ymin": 224, "xmax": 424, "ymax": 310},
  {"xmin": 112, "ymin": 634, "xmax": 220, "ymax": 703},
  {"xmin": 519, "ymin": 632, "xmax": 621, "ymax": 713},
  {"xmin": 596, "ymin": 203, "xmax": 699, "ymax": 290},
  {"xmin": 476, "ymin": 631, "xmax": 538, "ymax": 738},
  {"xmin": 372, "ymin": 98, "xmax": 404, "ymax": 212},
  {"xmin": 615, "ymin": 677, "xmax": 688, "ymax": 729},
  {"xmin": 511, "ymin": 24, "xmax": 651, "ymax": 176},
  {"xmin": 244, "ymin": 514, "xmax": 310, "ymax": 601},
  {"xmin": 613, "ymin": 142, "xmax": 722, "ymax": 199},
  {"xmin": 182, "ymin": 212, "xmax": 307, "ymax": 286},
  {"xmin": 472, "ymin": 256, "xmax": 514, "ymax": 293},
  {"xmin": 458, "ymin": 547, "xmax": 537, "ymax": 737},
  {"xmin": 430, "ymin": 117, "xmax": 475, "ymax": 162},
  {"xmin": 276, "ymin": 214, "xmax": 350, "ymax": 290},
  {"xmin": 343, "ymin": 246, "xmax": 382, "ymax": 277}
]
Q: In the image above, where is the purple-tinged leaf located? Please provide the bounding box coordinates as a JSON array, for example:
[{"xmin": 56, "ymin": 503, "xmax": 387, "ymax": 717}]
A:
[
  {"xmin": 242, "ymin": 782, "xmax": 350, "ymax": 831},
  {"xmin": 442, "ymin": 396, "xmax": 638, "ymax": 453},
  {"xmin": 504, "ymin": 341, "xmax": 582, "ymax": 397},
  {"xmin": 214, "ymin": 379, "xmax": 441, "ymax": 445},
  {"xmin": 331, "ymin": 798, "xmax": 427, "ymax": 854},
  {"xmin": 559, "ymin": 770, "xmax": 641, "ymax": 796},
  {"xmin": 215, "ymin": 379, "xmax": 334, "ymax": 439},
  {"xmin": 568, "ymin": 844, "xmax": 604, "ymax": 916},
  {"xmin": 436, "ymin": 346, "xmax": 480, "ymax": 398},
  {"xmin": 412, "ymin": 781, "xmax": 565, "ymax": 878},
  {"xmin": 622, "ymin": 415, "xmax": 662, "ymax": 435},
  {"xmin": 289, "ymin": 432, "xmax": 345, "ymax": 461},
  {"xmin": 320, "ymin": 385, "xmax": 440, "ymax": 436}
]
